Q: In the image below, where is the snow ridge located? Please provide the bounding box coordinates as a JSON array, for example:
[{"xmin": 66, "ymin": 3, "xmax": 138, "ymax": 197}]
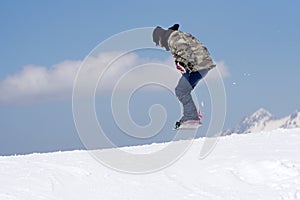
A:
[{"xmin": 1, "ymin": 128, "xmax": 300, "ymax": 200}]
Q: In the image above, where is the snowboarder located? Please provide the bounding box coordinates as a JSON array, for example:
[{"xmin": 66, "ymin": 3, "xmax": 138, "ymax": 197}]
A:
[{"xmin": 152, "ymin": 24, "xmax": 216, "ymax": 129}]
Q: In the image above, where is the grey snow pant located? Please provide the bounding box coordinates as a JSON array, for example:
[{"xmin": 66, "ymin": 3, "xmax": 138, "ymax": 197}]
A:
[{"xmin": 175, "ymin": 69, "xmax": 208, "ymax": 122}]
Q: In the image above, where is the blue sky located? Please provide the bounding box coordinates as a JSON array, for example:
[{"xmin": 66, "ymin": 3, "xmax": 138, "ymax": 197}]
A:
[{"xmin": 1, "ymin": 0, "xmax": 300, "ymax": 155}]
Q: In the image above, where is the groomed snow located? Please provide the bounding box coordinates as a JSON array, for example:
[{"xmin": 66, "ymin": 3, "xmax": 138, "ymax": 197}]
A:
[{"xmin": 1, "ymin": 128, "xmax": 300, "ymax": 200}]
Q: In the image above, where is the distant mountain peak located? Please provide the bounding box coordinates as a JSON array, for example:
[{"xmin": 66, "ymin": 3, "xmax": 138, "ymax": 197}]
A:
[
  {"xmin": 223, "ymin": 108, "xmax": 300, "ymax": 135},
  {"xmin": 281, "ymin": 110, "xmax": 300, "ymax": 129},
  {"xmin": 251, "ymin": 108, "xmax": 272, "ymax": 117},
  {"xmin": 245, "ymin": 108, "xmax": 273, "ymax": 122},
  {"xmin": 290, "ymin": 109, "xmax": 300, "ymax": 119}
]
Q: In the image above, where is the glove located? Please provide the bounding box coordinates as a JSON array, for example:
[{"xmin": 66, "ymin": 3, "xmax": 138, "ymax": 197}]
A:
[{"xmin": 175, "ymin": 61, "xmax": 186, "ymax": 74}]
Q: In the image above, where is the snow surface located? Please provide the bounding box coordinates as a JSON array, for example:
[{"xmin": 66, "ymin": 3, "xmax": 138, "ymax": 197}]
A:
[{"xmin": 1, "ymin": 128, "xmax": 300, "ymax": 200}]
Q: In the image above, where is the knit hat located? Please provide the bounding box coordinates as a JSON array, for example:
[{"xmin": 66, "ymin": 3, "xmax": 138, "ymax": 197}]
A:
[{"xmin": 168, "ymin": 24, "xmax": 179, "ymax": 31}]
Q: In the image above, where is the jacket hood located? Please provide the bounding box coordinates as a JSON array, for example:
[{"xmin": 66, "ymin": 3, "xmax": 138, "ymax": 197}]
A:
[{"xmin": 152, "ymin": 26, "xmax": 174, "ymax": 51}]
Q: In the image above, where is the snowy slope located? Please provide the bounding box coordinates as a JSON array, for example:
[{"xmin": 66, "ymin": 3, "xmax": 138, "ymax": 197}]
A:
[
  {"xmin": 1, "ymin": 128, "xmax": 300, "ymax": 200},
  {"xmin": 224, "ymin": 108, "xmax": 300, "ymax": 135}
]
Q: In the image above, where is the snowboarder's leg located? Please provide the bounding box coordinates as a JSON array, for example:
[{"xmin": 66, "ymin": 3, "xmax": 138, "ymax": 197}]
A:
[
  {"xmin": 175, "ymin": 73, "xmax": 199, "ymax": 122},
  {"xmin": 189, "ymin": 69, "xmax": 208, "ymax": 89},
  {"xmin": 175, "ymin": 69, "xmax": 208, "ymax": 122}
]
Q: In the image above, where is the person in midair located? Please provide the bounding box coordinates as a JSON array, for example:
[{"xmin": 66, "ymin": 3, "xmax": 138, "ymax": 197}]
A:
[{"xmin": 152, "ymin": 24, "xmax": 216, "ymax": 129}]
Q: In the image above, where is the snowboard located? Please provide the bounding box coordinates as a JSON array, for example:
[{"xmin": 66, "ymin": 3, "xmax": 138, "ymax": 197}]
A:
[
  {"xmin": 173, "ymin": 120, "xmax": 202, "ymax": 130},
  {"xmin": 173, "ymin": 109, "xmax": 203, "ymax": 130}
]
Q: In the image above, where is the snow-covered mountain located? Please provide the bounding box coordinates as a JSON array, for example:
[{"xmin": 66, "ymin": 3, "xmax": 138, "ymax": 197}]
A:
[
  {"xmin": 223, "ymin": 108, "xmax": 300, "ymax": 135},
  {"xmin": 1, "ymin": 128, "xmax": 300, "ymax": 200}
]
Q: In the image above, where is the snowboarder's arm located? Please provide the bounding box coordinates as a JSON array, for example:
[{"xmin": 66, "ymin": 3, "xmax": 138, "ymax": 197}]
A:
[{"xmin": 168, "ymin": 32, "xmax": 197, "ymax": 69}]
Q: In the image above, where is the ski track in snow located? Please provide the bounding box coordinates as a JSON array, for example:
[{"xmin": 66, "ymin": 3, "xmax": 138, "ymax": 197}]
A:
[{"xmin": 0, "ymin": 128, "xmax": 300, "ymax": 200}]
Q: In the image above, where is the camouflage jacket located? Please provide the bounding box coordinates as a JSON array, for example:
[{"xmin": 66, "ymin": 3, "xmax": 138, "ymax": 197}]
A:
[{"xmin": 168, "ymin": 31, "xmax": 216, "ymax": 72}]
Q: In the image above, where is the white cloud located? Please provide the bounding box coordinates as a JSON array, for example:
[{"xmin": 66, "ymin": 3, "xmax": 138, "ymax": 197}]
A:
[
  {"xmin": 205, "ymin": 61, "xmax": 230, "ymax": 80},
  {"xmin": 0, "ymin": 52, "xmax": 229, "ymax": 104},
  {"xmin": 0, "ymin": 60, "xmax": 81, "ymax": 104}
]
